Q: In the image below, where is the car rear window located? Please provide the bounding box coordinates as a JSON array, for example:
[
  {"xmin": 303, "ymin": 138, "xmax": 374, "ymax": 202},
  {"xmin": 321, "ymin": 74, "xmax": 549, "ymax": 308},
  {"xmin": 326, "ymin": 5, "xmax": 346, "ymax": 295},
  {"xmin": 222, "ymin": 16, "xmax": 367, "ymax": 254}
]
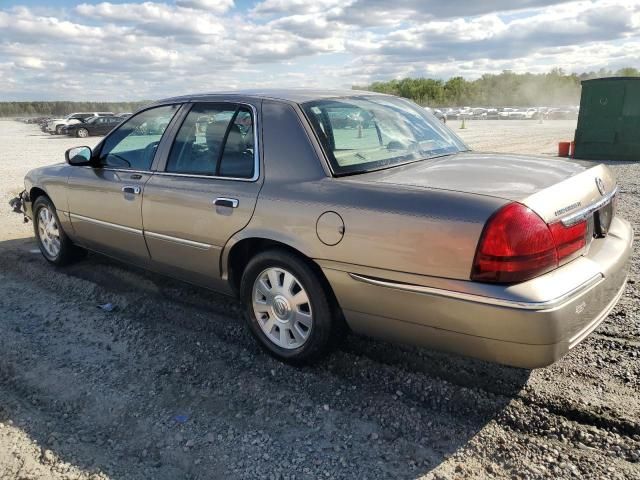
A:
[{"xmin": 302, "ymin": 96, "xmax": 467, "ymax": 175}]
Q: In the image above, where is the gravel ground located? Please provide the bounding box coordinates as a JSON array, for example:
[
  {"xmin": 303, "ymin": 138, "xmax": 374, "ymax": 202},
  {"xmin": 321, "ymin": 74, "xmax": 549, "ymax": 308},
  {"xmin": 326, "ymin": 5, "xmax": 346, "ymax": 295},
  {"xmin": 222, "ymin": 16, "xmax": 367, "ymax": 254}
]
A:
[{"xmin": 0, "ymin": 119, "xmax": 638, "ymax": 480}]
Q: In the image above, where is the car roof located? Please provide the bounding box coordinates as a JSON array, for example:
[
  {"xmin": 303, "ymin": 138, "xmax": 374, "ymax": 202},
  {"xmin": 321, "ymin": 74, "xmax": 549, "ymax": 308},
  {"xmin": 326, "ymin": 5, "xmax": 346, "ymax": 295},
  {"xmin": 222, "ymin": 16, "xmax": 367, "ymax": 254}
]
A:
[{"xmin": 157, "ymin": 89, "xmax": 388, "ymax": 105}]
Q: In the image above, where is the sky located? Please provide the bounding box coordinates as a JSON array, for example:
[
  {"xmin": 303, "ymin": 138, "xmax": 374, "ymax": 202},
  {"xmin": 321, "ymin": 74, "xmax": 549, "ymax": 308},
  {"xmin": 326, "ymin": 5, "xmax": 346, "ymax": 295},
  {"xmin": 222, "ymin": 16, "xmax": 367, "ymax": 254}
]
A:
[{"xmin": 1, "ymin": 0, "xmax": 639, "ymax": 100}]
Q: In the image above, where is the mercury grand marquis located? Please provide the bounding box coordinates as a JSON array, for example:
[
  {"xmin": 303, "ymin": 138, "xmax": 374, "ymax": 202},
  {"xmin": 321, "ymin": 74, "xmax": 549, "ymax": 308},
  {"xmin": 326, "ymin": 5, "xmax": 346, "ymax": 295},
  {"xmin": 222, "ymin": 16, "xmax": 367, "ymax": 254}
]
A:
[{"xmin": 15, "ymin": 90, "xmax": 633, "ymax": 368}]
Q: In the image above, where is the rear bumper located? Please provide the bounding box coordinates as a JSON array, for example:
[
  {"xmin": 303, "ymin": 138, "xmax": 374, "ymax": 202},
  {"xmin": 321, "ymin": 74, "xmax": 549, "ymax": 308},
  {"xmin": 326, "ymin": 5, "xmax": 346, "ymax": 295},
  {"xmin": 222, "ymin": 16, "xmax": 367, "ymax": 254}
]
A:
[{"xmin": 322, "ymin": 217, "xmax": 633, "ymax": 368}]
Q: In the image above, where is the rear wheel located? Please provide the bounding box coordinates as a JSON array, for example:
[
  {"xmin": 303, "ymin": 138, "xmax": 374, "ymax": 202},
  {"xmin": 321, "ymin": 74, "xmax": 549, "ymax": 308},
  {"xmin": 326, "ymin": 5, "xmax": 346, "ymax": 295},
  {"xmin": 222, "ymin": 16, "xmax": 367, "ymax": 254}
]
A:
[
  {"xmin": 33, "ymin": 196, "xmax": 86, "ymax": 266},
  {"xmin": 240, "ymin": 249, "xmax": 334, "ymax": 363}
]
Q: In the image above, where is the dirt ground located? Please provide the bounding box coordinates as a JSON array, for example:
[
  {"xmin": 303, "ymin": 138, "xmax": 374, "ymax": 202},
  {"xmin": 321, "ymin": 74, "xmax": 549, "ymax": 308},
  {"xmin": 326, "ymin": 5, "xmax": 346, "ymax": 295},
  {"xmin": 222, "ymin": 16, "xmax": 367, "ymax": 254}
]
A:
[
  {"xmin": 0, "ymin": 119, "xmax": 638, "ymax": 480},
  {"xmin": 448, "ymin": 119, "xmax": 577, "ymax": 155}
]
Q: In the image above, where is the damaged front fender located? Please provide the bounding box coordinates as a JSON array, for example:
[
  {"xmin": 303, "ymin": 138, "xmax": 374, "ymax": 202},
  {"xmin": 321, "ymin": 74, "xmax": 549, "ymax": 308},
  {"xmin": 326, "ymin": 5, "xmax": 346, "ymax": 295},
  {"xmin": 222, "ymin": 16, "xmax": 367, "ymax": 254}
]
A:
[{"xmin": 8, "ymin": 190, "xmax": 31, "ymax": 223}]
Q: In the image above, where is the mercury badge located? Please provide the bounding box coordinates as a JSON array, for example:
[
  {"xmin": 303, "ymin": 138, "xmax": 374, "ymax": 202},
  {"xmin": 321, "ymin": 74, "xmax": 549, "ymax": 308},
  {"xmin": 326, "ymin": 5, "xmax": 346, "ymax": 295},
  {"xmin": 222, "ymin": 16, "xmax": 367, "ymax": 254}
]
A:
[{"xmin": 596, "ymin": 177, "xmax": 606, "ymax": 196}]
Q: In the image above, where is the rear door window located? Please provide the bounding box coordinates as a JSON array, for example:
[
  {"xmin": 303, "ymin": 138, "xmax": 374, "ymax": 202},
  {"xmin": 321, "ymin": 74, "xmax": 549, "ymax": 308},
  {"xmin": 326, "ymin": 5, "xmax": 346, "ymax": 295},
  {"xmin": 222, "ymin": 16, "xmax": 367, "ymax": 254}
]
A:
[{"xmin": 166, "ymin": 103, "xmax": 255, "ymax": 178}]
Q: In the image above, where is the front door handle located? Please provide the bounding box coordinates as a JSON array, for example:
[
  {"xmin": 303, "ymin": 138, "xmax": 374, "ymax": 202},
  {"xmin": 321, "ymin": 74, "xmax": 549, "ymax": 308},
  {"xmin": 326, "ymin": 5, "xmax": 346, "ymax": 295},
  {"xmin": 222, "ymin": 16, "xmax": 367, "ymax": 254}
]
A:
[
  {"xmin": 122, "ymin": 185, "xmax": 141, "ymax": 195},
  {"xmin": 214, "ymin": 197, "xmax": 239, "ymax": 208}
]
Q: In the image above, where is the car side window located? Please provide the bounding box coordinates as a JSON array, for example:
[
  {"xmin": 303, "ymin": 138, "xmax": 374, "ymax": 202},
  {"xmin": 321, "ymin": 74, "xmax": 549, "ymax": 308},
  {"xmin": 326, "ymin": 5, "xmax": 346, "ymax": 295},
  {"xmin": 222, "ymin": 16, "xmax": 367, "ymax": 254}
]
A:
[
  {"xmin": 99, "ymin": 105, "xmax": 179, "ymax": 170},
  {"xmin": 166, "ymin": 103, "xmax": 255, "ymax": 178},
  {"xmin": 219, "ymin": 108, "xmax": 255, "ymax": 178}
]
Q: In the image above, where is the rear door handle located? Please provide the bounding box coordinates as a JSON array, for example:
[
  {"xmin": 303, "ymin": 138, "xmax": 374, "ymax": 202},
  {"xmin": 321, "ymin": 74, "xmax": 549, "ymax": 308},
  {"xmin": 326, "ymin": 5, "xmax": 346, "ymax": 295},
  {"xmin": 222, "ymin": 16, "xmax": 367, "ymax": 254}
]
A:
[
  {"xmin": 122, "ymin": 185, "xmax": 141, "ymax": 195},
  {"xmin": 214, "ymin": 197, "xmax": 239, "ymax": 208}
]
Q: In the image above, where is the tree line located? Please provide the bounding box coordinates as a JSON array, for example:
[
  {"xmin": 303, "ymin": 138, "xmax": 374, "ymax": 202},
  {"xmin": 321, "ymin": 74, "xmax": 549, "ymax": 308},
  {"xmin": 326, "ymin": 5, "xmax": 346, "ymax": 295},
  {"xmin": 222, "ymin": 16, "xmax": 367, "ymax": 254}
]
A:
[
  {"xmin": 354, "ymin": 68, "xmax": 640, "ymax": 107},
  {"xmin": 0, "ymin": 101, "xmax": 151, "ymax": 118},
  {"xmin": 1, "ymin": 67, "xmax": 638, "ymax": 116}
]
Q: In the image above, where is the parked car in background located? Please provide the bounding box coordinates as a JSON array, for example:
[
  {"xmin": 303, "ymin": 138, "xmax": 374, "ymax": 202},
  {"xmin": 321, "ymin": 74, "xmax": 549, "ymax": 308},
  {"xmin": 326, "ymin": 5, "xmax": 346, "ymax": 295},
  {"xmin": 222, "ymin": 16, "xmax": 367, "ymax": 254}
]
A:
[
  {"xmin": 486, "ymin": 108, "xmax": 499, "ymax": 119},
  {"xmin": 22, "ymin": 116, "xmax": 51, "ymax": 125},
  {"xmin": 470, "ymin": 108, "xmax": 488, "ymax": 119},
  {"xmin": 498, "ymin": 107, "xmax": 516, "ymax": 119},
  {"xmin": 46, "ymin": 112, "xmax": 114, "ymax": 135},
  {"xmin": 509, "ymin": 108, "xmax": 537, "ymax": 120},
  {"xmin": 15, "ymin": 90, "xmax": 631, "ymax": 369},
  {"xmin": 444, "ymin": 108, "xmax": 459, "ymax": 120},
  {"xmin": 546, "ymin": 108, "xmax": 573, "ymax": 120},
  {"xmin": 425, "ymin": 107, "xmax": 446, "ymax": 123},
  {"xmin": 458, "ymin": 108, "xmax": 473, "ymax": 119},
  {"xmin": 537, "ymin": 107, "xmax": 551, "ymax": 118},
  {"xmin": 64, "ymin": 115, "xmax": 125, "ymax": 138}
]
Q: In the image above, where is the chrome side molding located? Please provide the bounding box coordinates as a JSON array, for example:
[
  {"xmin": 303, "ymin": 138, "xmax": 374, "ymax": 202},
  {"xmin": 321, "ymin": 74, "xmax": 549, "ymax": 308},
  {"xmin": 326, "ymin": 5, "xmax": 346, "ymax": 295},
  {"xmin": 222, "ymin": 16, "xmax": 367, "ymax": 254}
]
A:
[
  {"xmin": 144, "ymin": 230, "xmax": 211, "ymax": 250},
  {"xmin": 349, "ymin": 272, "xmax": 604, "ymax": 310},
  {"xmin": 69, "ymin": 213, "xmax": 143, "ymax": 235}
]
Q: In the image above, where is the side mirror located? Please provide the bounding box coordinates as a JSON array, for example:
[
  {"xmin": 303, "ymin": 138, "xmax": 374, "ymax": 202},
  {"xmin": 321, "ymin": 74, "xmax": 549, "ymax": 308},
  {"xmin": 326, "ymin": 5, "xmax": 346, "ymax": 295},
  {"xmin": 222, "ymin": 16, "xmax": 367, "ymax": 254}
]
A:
[{"xmin": 65, "ymin": 146, "xmax": 93, "ymax": 166}]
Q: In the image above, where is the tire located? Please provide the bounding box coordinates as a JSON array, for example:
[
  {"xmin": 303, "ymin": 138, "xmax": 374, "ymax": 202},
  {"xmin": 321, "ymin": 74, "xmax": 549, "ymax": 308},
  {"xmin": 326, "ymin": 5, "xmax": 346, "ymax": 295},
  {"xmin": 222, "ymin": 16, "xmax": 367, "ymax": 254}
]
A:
[
  {"xmin": 76, "ymin": 128, "xmax": 89, "ymax": 138},
  {"xmin": 33, "ymin": 196, "xmax": 86, "ymax": 266},
  {"xmin": 55, "ymin": 125, "xmax": 64, "ymax": 135},
  {"xmin": 240, "ymin": 249, "xmax": 334, "ymax": 363}
]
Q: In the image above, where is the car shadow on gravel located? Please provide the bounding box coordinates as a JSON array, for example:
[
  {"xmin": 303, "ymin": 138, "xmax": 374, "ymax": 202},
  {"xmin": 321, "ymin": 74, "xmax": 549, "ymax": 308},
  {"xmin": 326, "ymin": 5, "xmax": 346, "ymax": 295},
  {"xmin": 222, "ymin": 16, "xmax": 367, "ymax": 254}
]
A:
[{"xmin": 0, "ymin": 238, "xmax": 531, "ymax": 479}]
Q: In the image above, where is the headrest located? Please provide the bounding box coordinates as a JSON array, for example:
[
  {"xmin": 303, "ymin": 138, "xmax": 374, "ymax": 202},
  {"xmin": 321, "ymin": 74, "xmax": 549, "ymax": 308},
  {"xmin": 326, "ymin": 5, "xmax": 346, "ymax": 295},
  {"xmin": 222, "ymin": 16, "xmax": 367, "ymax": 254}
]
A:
[
  {"xmin": 224, "ymin": 124, "xmax": 244, "ymax": 154},
  {"xmin": 205, "ymin": 121, "xmax": 228, "ymax": 142}
]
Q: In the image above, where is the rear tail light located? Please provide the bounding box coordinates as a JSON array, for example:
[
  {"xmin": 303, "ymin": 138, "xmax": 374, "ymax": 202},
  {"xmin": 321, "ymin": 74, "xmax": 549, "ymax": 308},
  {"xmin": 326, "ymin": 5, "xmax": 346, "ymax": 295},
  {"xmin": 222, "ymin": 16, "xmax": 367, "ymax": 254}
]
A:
[
  {"xmin": 549, "ymin": 220, "xmax": 587, "ymax": 261},
  {"xmin": 471, "ymin": 203, "xmax": 587, "ymax": 284}
]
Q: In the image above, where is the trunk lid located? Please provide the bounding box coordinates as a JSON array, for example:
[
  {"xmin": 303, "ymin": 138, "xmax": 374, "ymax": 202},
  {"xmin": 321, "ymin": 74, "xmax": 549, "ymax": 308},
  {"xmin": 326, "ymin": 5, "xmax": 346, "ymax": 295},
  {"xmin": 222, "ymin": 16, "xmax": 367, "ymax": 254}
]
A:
[{"xmin": 354, "ymin": 152, "xmax": 617, "ymax": 222}]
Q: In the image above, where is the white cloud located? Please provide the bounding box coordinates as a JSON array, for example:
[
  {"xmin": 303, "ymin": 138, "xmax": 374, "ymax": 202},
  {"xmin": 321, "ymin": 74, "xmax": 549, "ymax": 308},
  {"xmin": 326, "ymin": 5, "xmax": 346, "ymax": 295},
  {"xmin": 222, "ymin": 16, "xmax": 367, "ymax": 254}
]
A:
[
  {"xmin": 251, "ymin": 0, "xmax": 345, "ymax": 16},
  {"xmin": 76, "ymin": 2, "xmax": 226, "ymax": 36},
  {"xmin": 14, "ymin": 57, "xmax": 45, "ymax": 69},
  {"xmin": 0, "ymin": 0, "xmax": 638, "ymax": 100},
  {"xmin": 175, "ymin": 0, "xmax": 234, "ymax": 12}
]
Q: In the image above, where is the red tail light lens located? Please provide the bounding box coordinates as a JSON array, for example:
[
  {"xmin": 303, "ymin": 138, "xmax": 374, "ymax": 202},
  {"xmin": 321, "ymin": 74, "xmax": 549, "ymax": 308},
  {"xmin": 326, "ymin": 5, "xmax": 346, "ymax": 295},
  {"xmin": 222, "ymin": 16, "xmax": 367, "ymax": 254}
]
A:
[
  {"xmin": 471, "ymin": 202, "xmax": 587, "ymax": 284},
  {"xmin": 549, "ymin": 220, "xmax": 587, "ymax": 261},
  {"xmin": 472, "ymin": 203, "xmax": 557, "ymax": 283}
]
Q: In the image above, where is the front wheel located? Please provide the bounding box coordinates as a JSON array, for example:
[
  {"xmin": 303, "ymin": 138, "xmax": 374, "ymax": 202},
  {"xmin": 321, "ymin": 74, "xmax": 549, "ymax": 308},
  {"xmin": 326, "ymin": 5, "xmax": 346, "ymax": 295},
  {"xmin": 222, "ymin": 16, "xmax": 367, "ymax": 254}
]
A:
[
  {"xmin": 76, "ymin": 128, "xmax": 89, "ymax": 138},
  {"xmin": 55, "ymin": 125, "xmax": 64, "ymax": 135},
  {"xmin": 240, "ymin": 249, "xmax": 335, "ymax": 363},
  {"xmin": 33, "ymin": 196, "xmax": 86, "ymax": 266}
]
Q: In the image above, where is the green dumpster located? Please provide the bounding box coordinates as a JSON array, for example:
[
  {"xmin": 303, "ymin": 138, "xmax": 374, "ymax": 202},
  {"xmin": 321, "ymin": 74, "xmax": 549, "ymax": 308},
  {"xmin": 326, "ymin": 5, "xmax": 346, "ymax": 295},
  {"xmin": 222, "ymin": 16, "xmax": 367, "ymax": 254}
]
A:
[{"xmin": 574, "ymin": 77, "xmax": 640, "ymax": 161}]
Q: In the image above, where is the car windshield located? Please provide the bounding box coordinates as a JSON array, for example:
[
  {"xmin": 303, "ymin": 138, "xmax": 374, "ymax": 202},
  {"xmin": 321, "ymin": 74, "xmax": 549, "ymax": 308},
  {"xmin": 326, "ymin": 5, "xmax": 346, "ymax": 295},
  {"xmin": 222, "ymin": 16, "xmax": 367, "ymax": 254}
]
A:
[{"xmin": 303, "ymin": 96, "xmax": 468, "ymax": 175}]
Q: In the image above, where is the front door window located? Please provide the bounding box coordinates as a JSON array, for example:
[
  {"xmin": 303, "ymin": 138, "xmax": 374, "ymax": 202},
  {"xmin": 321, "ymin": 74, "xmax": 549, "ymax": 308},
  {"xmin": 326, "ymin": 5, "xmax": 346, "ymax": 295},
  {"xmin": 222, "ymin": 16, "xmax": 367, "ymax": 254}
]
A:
[{"xmin": 99, "ymin": 105, "xmax": 179, "ymax": 170}]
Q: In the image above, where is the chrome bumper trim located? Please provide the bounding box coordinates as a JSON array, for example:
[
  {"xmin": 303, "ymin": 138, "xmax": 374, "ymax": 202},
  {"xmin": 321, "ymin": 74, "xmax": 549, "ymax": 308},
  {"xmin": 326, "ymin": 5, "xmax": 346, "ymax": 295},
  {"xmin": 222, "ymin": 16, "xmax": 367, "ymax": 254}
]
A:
[
  {"xmin": 560, "ymin": 186, "xmax": 618, "ymax": 227},
  {"xmin": 348, "ymin": 272, "xmax": 604, "ymax": 311}
]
